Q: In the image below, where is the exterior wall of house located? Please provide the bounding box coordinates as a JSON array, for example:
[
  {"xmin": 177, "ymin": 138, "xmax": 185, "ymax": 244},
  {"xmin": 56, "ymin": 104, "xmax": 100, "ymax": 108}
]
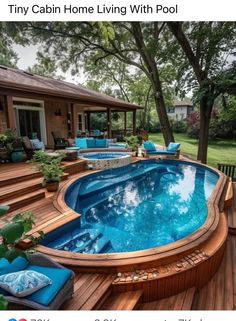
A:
[
  {"xmin": 0, "ymin": 95, "xmax": 8, "ymax": 133},
  {"xmin": 44, "ymin": 100, "xmax": 69, "ymax": 148},
  {"xmin": 168, "ymin": 106, "xmax": 188, "ymax": 120}
]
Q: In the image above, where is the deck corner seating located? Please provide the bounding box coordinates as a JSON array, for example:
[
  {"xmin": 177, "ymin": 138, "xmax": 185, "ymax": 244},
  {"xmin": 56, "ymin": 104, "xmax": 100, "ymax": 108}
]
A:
[
  {"xmin": 0, "ymin": 253, "xmax": 74, "ymax": 310},
  {"xmin": 74, "ymin": 137, "xmax": 130, "ymax": 153},
  {"xmin": 22, "ymin": 136, "xmax": 45, "ymax": 160},
  {"xmin": 143, "ymin": 141, "xmax": 181, "ymax": 158}
]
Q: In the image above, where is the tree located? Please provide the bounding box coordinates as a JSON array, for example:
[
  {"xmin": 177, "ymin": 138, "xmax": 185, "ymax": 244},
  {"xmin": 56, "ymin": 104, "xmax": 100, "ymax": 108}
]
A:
[
  {"xmin": 168, "ymin": 22, "xmax": 236, "ymax": 163},
  {"xmin": 27, "ymin": 51, "xmax": 65, "ymax": 80},
  {"xmin": 0, "ymin": 23, "xmax": 18, "ymax": 67},
  {"xmin": 6, "ymin": 22, "xmax": 176, "ymax": 145}
]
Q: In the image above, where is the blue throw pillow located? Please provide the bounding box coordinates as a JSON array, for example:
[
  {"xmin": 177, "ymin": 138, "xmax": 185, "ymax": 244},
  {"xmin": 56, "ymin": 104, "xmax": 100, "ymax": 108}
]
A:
[
  {"xmin": 95, "ymin": 139, "xmax": 107, "ymax": 148},
  {"xmin": 144, "ymin": 141, "xmax": 156, "ymax": 151},
  {"xmin": 86, "ymin": 138, "xmax": 96, "ymax": 148},
  {"xmin": 167, "ymin": 142, "xmax": 181, "ymax": 152},
  {"xmin": 75, "ymin": 138, "xmax": 87, "ymax": 149},
  {"xmin": 0, "ymin": 270, "xmax": 52, "ymax": 297},
  {"xmin": 0, "ymin": 257, "xmax": 28, "ymax": 276}
]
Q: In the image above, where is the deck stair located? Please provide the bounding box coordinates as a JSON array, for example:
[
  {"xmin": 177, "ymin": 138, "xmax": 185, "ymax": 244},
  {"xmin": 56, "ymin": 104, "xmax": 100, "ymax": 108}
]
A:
[
  {"xmin": 139, "ymin": 287, "xmax": 195, "ymax": 310},
  {"xmin": 62, "ymin": 274, "xmax": 115, "ymax": 310},
  {"xmin": 100, "ymin": 290, "xmax": 144, "ymax": 310},
  {"xmin": 3, "ymin": 190, "xmax": 46, "ymax": 212}
]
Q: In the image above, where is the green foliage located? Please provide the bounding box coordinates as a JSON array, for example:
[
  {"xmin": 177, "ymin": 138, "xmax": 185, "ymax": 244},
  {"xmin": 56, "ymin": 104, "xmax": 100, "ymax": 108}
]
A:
[
  {"xmin": 31, "ymin": 151, "xmax": 65, "ymax": 183},
  {"xmin": 0, "ymin": 295, "xmax": 8, "ymax": 310},
  {"xmin": 0, "ymin": 129, "xmax": 22, "ymax": 151},
  {"xmin": 0, "ymin": 211, "xmax": 41, "ymax": 262},
  {"xmin": 125, "ymin": 135, "xmax": 139, "ymax": 152},
  {"xmin": 0, "ymin": 22, "xmax": 18, "ymax": 67},
  {"xmin": 170, "ymin": 120, "xmax": 187, "ymax": 133}
]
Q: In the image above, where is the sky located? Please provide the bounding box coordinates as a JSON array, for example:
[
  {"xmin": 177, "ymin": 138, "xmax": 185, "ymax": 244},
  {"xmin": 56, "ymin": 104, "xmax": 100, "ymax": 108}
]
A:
[{"xmin": 13, "ymin": 43, "xmax": 86, "ymax": 84}]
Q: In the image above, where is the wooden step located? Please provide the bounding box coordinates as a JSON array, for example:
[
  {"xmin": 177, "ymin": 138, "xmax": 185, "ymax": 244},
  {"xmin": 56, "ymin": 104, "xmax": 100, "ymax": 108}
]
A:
[
  {"xmin": 139, "ymin": 287, "xmax": 195, "ymax": 310},
  {"xmin": 0, "ymin": 170, "xmax": 42, "ymax": 188},
  {"xmin": 62, "ymin": 274, "xmax": 114, "ymax": 310},
  {"xmin": 0, "ymin": 178, "xmax": 43, "ymax": 202},
  {"xmin": 100, "ymin": 290, "xmax": 143, "ymax": 310},
  {"xmin": 3, "ymin": 190, "xmax": 46, "ymax": 212}
]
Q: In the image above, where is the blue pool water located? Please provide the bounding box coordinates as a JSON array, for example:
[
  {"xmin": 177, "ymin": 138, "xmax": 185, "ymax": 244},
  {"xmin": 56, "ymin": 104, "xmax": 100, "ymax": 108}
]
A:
[
  {"xmin": 81, "ymin": 152, "xmax": 129, "ymax": 160},
  {"xmin": 42, "ymin": 160, "xmax": 219, "ymax": 254}
]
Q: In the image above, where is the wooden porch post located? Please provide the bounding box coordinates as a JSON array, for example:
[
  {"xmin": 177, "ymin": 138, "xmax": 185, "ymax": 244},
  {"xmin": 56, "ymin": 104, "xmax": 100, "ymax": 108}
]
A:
[
  {"xmin": 6, "ymin": 96, "xmax": 16, "ymax": 129},
  {"xmin": 124, "ymin": 111, "xmax": 127, "ymax": 136},
  {"xmin": 132, "ymin": 109, "xmax": 136, "ymax": 135},
  {"xmin": 107, "ymin": 108, "xmax": 112, "ymax": 138},
  {"xmin": 71, "ymin": 103, "xmax": 77, "ymax": 138},
  {"xmin": 87, "ymin": 111, "xmax": 90, "ymax": 131}
]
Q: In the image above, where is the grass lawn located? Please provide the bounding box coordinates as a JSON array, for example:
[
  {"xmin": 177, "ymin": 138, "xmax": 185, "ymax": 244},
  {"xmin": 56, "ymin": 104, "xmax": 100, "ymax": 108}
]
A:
[{"xmin": 149, "ymin": 133, "xmax": 236, "ymax": 168}]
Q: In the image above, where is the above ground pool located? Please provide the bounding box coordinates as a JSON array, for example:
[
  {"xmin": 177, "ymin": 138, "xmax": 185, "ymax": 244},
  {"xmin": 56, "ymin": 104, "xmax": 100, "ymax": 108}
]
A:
[
  {"xmin": 79, "ymin": 152, "xmax": 132, "ymax": 169},
  {"xmin": 42, "ymin": 160, "xmax": 219, "ymax": 255}
]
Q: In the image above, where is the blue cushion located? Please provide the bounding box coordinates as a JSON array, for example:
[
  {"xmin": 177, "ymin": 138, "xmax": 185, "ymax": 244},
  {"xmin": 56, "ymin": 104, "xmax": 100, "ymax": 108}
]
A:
[
  {"xmin": 0, "ymin": 257, "xmax": 28, "ymax": 276},
  {"xmin": 0, "ymin": 270, "xmax": 52, "ymax": 297},
  {"xmin": 147, "ymin": 150, "xmax": 176, "ymax": 155},
  {"xmin": 95, "ymin": 139, "xmax": 107, "ymax": 148},
  {"xmin": 25, "ymin": 265, "xmax": 73, "ymax": 306},
  {"xmin": 167, "ymin": 142, "xmax": 181, "ymax": 152},
  {"xmin": 75, "ymin": 138, "xmax": 87, "ymax": 149},
  {"xmin": 93, "ymin": 129, "xmax": 101, "ymax": 136},
  {"xmin": 144, "ymin": 141, "xmax": 156, "ymax": 151},
  {"xmin": 86, "ymin": 138, "xmax": 96, "ymax": 148},
  {"xmin": 30, "ymin": 139, "xmax": 45, "ymax": 150}
]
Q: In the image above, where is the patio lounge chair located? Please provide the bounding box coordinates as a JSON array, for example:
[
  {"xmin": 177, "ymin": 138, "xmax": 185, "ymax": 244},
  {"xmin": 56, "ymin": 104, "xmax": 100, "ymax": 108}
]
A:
[
  {"xmin": 22, "ymin": 136, "xmax": 45, "ymax": 159},
  {"xmin": 143, "ymin": 141, "xmax": 181, "ymax": 158},
  {"xmin": 0, "ymin": 253, "xmax": 74, "ymax": 310},
  {"xmin": 51, "ymin": 131, "xmax": 69, "ymax": 150}
]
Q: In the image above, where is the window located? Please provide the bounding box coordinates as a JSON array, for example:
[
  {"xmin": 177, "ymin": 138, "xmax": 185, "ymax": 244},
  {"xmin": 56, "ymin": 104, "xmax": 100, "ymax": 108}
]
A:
[
  {"xmin": 187, "ymin": 107, "xmax": 194, "ymax": 114},
  {"xmin": 77, "ymin": 113, "xmax": 83, "ymax": 131},
  {"xmin": 167, "ymin": 107, "xmax": 175, "ymax": 113}
]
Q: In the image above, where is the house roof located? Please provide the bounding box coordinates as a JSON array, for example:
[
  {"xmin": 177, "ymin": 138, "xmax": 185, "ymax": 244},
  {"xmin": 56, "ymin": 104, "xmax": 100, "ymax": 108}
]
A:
[
  {"xmin": 174, "ymin": 99, "xmax": 193, "ymax": 107},
  {"xmin": 0, "ymin": 65, "xmax": 142, "ymax": 111}
]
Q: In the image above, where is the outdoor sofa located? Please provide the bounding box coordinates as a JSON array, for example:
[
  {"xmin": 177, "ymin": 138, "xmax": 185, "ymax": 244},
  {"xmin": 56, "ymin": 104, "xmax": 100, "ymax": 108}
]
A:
[{"xmin": 143, "ymin": 141, "xmax": 181, "ymax": 158}]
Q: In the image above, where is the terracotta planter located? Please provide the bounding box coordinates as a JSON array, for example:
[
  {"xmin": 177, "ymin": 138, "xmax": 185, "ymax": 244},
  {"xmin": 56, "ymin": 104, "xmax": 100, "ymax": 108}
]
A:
[
  {"xmin": 46, "ymin": 181, "xmax": 59, "ymax": 192},
  {"xmin": 0, "ymin": 148, "xmax": 10, "ymax": 162}
]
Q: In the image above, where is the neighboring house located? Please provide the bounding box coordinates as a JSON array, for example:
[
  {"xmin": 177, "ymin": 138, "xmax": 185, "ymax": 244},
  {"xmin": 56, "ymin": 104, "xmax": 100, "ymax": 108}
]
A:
[
  {"xmin": 167, "ymin": 99, "xmax": 194, "ymax": 121},
  {"xmin": 0, "ymin": 66, "xmax": 142, "ymax": 148}
]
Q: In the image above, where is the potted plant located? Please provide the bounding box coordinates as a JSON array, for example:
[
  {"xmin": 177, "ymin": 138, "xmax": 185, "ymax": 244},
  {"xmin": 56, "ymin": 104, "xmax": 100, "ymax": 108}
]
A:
[
  {"xmin": 3, "ymin": 129, "xmax": 26, "ymax": 163},
  {"xmin": 125, "ymin": 135, "xmax": 139, "ymax": 156},
  {"xmin": 31, "ymin": 151, "xmax": 65, "ymax": 192},
  {"xmin": 0, "ymin": 205, "xmax": 44, "ymax": 310},
  {"xmin": 0, "ymin": 134, "xmax": 10, "ymax": 163}
]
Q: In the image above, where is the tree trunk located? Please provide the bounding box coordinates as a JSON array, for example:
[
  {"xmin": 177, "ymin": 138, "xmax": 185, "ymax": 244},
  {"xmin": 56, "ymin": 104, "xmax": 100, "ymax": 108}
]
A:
[
  {"xmin": 153, "ymin": 87, "xmax": 175, "ymax": 146},
  {"xmin": 197, "ymin": 99, "xmax": 213, "ymax": 164}
]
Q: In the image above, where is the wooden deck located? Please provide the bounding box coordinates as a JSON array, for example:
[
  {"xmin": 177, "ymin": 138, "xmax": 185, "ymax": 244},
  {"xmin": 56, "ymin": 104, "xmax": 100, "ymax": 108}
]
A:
[{"xmin": 0, "ymin": 161, "xmax": 236, "ymax": 310}]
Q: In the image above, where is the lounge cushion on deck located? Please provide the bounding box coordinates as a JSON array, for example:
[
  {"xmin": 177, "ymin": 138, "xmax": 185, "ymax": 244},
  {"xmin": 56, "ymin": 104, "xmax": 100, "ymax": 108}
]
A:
[
  {"xmin": 95, "ymin": 139, "xmax": 107, "ymax": 148},
  {"xmin": 167, "ymin": 142, "xmax": 181, "ymax": 152},
  {"xmin": 25, "ymin": 265, "xmax": 73, "ymax": 306},
  {"xmin": 144, "ymin": 141, "xmax": 156, "ymax": 151},
  {"xmin": 147, "ymin": 150, "xmax": 176, "ymax": 155},
  {"xmin": 75, "ymin": 138, "xmax": 87, "ymax": 149},
  {"xmin": 86, "ymin": 138, "xmax": 96, "ymax": 148}
]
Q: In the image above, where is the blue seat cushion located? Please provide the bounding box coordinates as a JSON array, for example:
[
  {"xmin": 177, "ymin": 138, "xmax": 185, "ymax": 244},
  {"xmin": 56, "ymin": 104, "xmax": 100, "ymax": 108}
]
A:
[
  {"xmin": 167, "ymin": 142, "xmax": 181, "ymax": 152},
  {"xmin": 75, "ymin": 138, "xmax": 87, "ymax": 149},
  {"xmin": 95, "ymin": 139, "xmax": 107, "ymax": 148},
  {"xmin": 144, "ymin": 141, "xmax": 156, "ymax": 151},
  {"xmin": 147, "ymin": 150, "xmax": 176, "ymax": 155},
  {"xmin": 0, "ymin": 257, "xmax": 29, "ymax": 296},
  {"xmin": 0, "ymin": 257, "xmax": 29, "ymax": 276},
  {"xmin": 25, "ymin": 265, "xmax": 73, "ymax": 306},
  {"xmin": 86, "ymin": 138, "xmax": 96, "ymax": 148}
]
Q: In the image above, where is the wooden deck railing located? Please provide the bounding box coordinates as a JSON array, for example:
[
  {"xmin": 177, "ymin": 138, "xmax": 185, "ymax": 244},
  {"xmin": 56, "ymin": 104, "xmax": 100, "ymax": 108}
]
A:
[{"xmin": 218, "ymin": 163, "xmax": 236, "ymax": 181}]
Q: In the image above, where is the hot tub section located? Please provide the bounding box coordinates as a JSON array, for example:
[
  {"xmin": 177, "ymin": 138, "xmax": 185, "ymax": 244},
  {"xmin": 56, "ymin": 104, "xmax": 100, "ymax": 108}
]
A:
[{"xmin": 79, "ymin": 152, "xmax": 132, "ymax": 170}]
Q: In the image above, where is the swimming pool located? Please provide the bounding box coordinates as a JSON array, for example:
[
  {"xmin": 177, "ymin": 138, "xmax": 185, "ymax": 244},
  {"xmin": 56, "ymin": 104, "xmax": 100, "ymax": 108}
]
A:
[
  {"xmin": 79, "ymin": 152, "xmax": 132, "ymax": 170},
  {"xmin": 42, "ymin": 160, "xmax": 219, "ymax": 254}
]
